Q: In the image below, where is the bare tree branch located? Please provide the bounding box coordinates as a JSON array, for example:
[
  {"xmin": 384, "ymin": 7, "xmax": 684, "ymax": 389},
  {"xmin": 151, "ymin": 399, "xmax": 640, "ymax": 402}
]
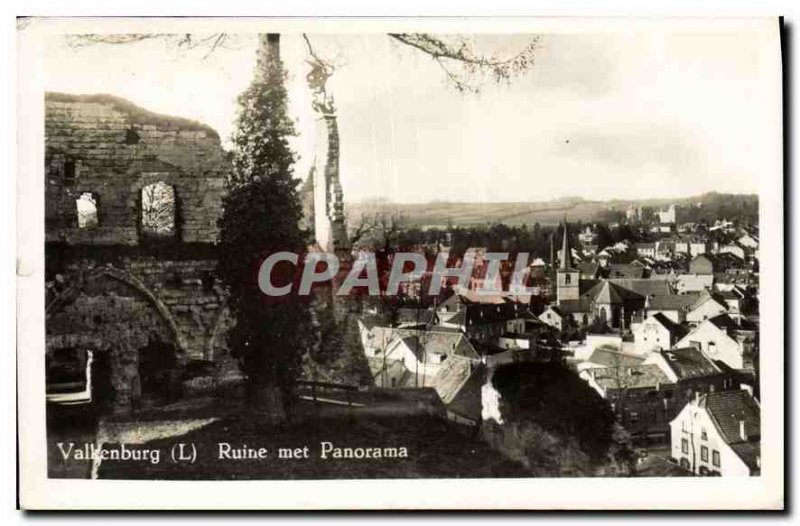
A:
[{"xmin": 389, "ymin": 33, "xmax": 540, "ymax": 93}]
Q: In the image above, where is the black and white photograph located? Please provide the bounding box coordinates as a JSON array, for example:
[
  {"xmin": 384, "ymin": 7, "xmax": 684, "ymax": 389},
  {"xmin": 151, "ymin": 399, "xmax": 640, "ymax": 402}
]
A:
[{"xmin": 15, "ymin": 16, "xmax": 784, "ymax": 510}]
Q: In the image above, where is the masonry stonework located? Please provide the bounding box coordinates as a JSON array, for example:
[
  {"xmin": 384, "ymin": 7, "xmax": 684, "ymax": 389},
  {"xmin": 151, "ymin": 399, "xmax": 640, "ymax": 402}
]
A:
[{"xmin": 45, "ymin": 93, "xmax": 232, "ymax": 412}]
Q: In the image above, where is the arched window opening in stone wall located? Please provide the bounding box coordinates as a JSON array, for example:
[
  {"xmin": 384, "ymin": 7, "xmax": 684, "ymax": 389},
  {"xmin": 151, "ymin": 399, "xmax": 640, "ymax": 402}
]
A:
[
  {"xmin": 141, "ymin": 181, "xmax": 176, "ymax": 236},
  {"xmin": 76, "ymin": 192, "xmax": 98, "ymax": 228}
]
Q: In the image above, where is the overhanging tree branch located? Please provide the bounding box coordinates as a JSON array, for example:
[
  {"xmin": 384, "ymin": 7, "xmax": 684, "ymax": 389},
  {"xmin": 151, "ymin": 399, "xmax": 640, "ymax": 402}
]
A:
[{"xmin": 388, "ymin": 33, "xmax": 540, "ymax": 93}]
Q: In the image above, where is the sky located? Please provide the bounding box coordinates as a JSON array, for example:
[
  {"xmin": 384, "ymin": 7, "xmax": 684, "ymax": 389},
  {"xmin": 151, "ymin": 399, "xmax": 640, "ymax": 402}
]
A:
[{"xmin": 42, "ymin": 28, "xmax": 778, "ymax": 203}]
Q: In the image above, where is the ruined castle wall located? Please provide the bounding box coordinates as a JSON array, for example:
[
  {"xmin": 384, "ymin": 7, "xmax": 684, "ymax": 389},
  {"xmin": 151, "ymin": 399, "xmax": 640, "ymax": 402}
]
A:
[
  {"xmin": 45, "ymin": 94, "xmax": 233, "ymax": 412},
  {"xmin": 45, "ymin": 93, "xmax": 228, "ymax": 245}
]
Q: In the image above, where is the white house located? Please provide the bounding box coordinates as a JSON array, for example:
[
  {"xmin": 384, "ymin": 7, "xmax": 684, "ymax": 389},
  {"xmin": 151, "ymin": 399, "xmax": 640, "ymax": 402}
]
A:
[
  {"xmin": 646, "ymin": 294, "xmax": 697, "ymax": 324},
  {"xmin": 669, "ymin": 390, "xmax": 760, "ymax": 476},
  {"xmin": 635, "ymin": 242, "xmax": 657, "ymax": 258},
  {"xmin": 658, "ymin": 204, "xmax": 676, "ymax": 224},
  {"xmin": 719, "ymin": 244, "xmax": 746, "ymax": 260},
  {"xmin": 686, "ymin": 292, "xmax": 729, "ymax": 324},
  {"xmin": 631, "ymin": 312, "xmax": 687, "ymax": 355},
  {"xmin": 538, "ymin": 305, "xmax": 567, "ymax": 331},
  {"xmin": 737, "ymin": 233, "xmax": 759, "ymax": 250},
  {"xmin": 675, "ymin": 274, "xmax": 714, "ymax": 295},
  {"xmin": 675, "ymin": 314, "xmax": 753, "ymax": 370}
]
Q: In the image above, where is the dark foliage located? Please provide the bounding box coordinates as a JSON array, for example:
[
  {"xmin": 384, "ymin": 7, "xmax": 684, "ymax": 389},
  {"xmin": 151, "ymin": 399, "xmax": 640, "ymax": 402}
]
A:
[
  {"xmin": 491, "ymin": 362, "xmax": 617, "ymax": 462},
  {"xmin": 216, "ymin": 39, "xmax": 311, "ymax": 392}
]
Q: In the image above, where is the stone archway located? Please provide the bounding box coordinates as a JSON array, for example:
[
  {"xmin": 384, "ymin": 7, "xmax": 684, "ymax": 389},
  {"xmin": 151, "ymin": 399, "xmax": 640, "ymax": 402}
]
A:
[
  {"xmin": 46, "ymin": 266, "xmax": 187, "ymax": 412},
  {"xmin": 47, "ymin": 266, "xmax": 188, "ymax": 353}
]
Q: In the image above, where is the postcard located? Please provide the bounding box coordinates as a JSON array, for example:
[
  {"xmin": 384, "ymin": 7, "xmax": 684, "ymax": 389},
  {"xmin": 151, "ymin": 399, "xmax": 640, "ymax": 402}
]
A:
[{"xmin": 16, "ymin": 16, "xmax": 784, "ymax": 509}]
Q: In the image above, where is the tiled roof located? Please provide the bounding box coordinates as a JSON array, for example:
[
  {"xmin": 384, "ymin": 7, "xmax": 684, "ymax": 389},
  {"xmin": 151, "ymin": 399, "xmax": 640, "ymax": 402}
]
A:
[
  {"xmin": 445, "ymin": 366, "xmax": 485, "ymax": 422},
  {"xmin": 430, "ymin": 356, "xmax": 473, "ymax": 404},
  {"xmin": 707, "ymin": 313, "xmax": 758, "ymax": 332},
  {"xmin": 395, "ymin": 308, "xmax": 438, "ymax": 325},
  {"xmin": 606, "ymin": 264, "xmax": 646, "ymax": 279},
  {"xmin": 648, "ymin": 293, "xmax": 698, "ymax": 311},
  {"xmin": 585, "ymin": 349, "xmax": 645, "ymax": 368},
  {"xmin": 583, "ymin": 280, "xmax": 644, "ymax": 304},
  {"xmin": 659, "ymin": 347, "xmax": 721, "ymax": 380},
  {"xmin": 689, "ymin": 291, "xmax": 728, "ymax": 312},
  {"xmin": 701, "ymin": 389, "xmax": 761, "ymax": 445},
  {"xmin": 577, "ymin": 261, "xmax": 600, "ymax": 276},
  {"xmin": 593, "ymin": 363, "xmax": 674, "ymax": 390},
  {"xmin": 558, "ymin": 298, "xmax": 593, "ymax": 314},
  {"xmin": 608, "ymin": 279, "xmax": 673, "ymax": 297},
  {"xmin": 372, "ymin": 326, "xmax": 481, "ymax": 361}
]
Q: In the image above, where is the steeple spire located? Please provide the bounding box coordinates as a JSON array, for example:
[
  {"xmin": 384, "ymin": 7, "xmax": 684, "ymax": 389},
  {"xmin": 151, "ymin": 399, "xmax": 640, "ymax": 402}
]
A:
[{"xmin": 560, "ymin": 216, "xmax": 573, "ymax": 270}]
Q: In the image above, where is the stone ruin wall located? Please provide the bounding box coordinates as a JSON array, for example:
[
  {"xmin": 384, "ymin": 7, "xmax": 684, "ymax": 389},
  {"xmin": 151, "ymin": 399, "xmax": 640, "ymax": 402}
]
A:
[{"xmin": 45, "ymin": 93, "xmax": 233, "ymax": 411}]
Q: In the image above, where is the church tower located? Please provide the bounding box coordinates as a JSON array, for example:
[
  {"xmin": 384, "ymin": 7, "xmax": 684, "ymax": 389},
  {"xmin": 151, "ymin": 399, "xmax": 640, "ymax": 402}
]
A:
[{"xmin": 557, "ymin": 218, "xmax": 580, "ymax": 303}]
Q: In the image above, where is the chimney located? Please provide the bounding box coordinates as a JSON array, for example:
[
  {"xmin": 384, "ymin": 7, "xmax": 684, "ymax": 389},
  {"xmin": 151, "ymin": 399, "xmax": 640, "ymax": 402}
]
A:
[{"xmin": 739, "ymin": 419, "xmax": 748, "ymax": 441}]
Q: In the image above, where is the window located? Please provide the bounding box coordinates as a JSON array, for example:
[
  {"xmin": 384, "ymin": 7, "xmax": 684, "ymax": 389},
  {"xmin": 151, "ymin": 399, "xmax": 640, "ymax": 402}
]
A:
[
  {"xmin": 141, "ymin": 181, "xmax": 176, "ymax": 236},
  {"xmin": 681, "ymin": 438, "xmax": 689, "ymax": 454},
  {"xmin": 564, "ymin": 273, "xmax": 571, "ymax": 285},
  {"xmin": 712, "ymin": 450, "xmax": 720, "ymax": 468},
  {"xmin": 76, "ymin": 192, "xmax": 98, "ymax": 228},
  {"xmin": 63, "ymin": 159, "xmax": 76, "ymax": 185},
  {"xmin": 629, "ymin": 411, "xmax": 639, "ymax": 424},
  {"xmin": 701, "ymin": 445, "xmax": 708, "ymax": 462},
  {"xmin": 701, "ymin": 428, "xmax": 708, "ymax": 441}
]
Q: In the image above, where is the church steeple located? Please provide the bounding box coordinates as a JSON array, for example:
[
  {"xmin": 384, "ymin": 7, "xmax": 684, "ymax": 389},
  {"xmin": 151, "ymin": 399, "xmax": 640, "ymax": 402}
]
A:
[
  {"xmin": 560, "ymin": 216, "xmax": 574, "ymax": 270},
  {"xmin": 555, "ymin": 216, "xmax": 580, "ymax": 304}
]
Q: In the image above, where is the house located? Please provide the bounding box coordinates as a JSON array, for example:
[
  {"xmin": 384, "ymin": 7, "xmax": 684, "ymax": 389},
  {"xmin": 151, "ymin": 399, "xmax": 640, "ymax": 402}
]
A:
[
  {"xmin": 689, "ymin": 254, "xmax": 715, "ymax": 275},
  {"xmin": 714, "ymin": 289, "xmax": 743, "ymax": 319},
  {"xmin": 658, "ymin": 204, "xmax": 676, "ymax": 224},
  {"xmin": 686, "ymin": 292, "xmax": 729, "ymax": 324},
  {"xmin": 576, "ymin": 347, "xmax": 645, "ymax": 375},
  {"xmin": 581, "ymin": 280, "xmax": 645, "ymax": 329},
  {"xmin": 719, "ymin": 244, "xmax": 746, "ymax": 260},
  {"xmin": 737, "ymin": 233, "xmax": 759, "ymax": 250},
  {"xmin": 578, "ymin": 225, "xmax": 597, "ymax": 245},
  {"xmin": 675, "ymin": 274, "xmax": 714, "ymax": 294},
  {"xmin": 635, "ymin": 242, "xmax": 657, "ymax": 258},
  {"xmin": 631, "ymin": 312, "xmax": 688, "ymax": 355},
  {"xmin": 606, "ymin": 263, "xmax": 646, "ymax": 280},
  {"xmin": 609, "ymin": 278, "xmax": 674, "ymax": 298},
  {"xmin": 689, "ymin": 241, "xmax": 710, "ymax": 257},
  {"xmin": 577, "ymin": 261, "xmax": 601, "ymax": 280},
  {"xmin": 626, "ymin": 204, "xmax": 643, "ymax": 222},
  {"xmin": 669, "ymin": 390, "xmax": 761, "ymax": 476},
  {"xmin": 582, "ymin": 363, "xmax": 675, "ymax": 441},
  {"xmin": 528, "ymin": 257, "xmax": 547, "ymax": 278},
  {"xmin": 539, "ymin": 305, "xmax": 567, "ymax": 331},
  {"xmin": 579, "ymin": 346, "xmax": 736, "ymax": 443},
  {"xmin": 716, "ymin": 251, "xmax": 748, "ymax": 273},
  {"xmin": 646, "ymin": 293, "xmax": 698, "ymax": 323},
  {"xmin": 676, "ymin": 314, "xmax": 758, "ymax": 371}
]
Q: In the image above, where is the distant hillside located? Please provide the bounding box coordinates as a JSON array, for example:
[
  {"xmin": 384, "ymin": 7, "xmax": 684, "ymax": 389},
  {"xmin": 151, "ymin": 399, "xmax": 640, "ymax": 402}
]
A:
[{"xmin": 345, "ymin": 192, "xmax": 758, "ymax": 228}]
